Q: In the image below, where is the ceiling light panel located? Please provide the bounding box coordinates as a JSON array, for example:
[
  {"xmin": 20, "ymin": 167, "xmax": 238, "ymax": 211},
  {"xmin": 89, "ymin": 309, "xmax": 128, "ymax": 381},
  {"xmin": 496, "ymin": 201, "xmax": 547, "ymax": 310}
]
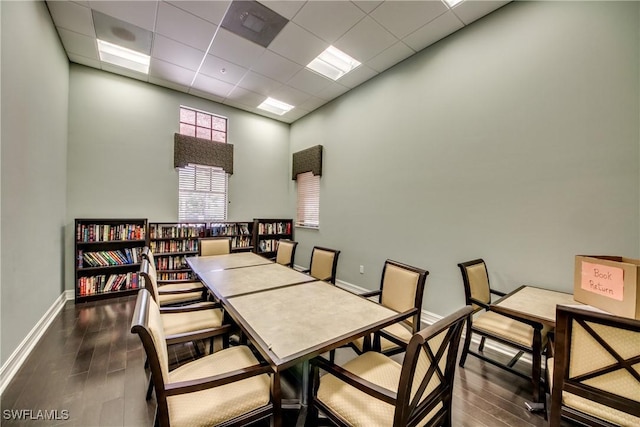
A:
[
  {"xmin": 307, "ymin": 46, "xmax": 361, "ymax": 81},
  {"xmin": 257, "ymin": 97, "xmax": 294, "ymax": 115},
  {"xmin": 97, "ymin": 39, "xmax": 150, "ymax": 74}
]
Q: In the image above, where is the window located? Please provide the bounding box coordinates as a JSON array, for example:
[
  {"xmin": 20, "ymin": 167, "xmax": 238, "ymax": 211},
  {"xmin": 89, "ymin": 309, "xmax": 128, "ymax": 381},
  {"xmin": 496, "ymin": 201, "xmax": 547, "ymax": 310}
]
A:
[
  {"xmin": 296, "ymin": 171, "xmax": 320, "ymax": 228},
  {"xmin": 178, "ymin": 106, "xmax": 228, "ymax": 221}
]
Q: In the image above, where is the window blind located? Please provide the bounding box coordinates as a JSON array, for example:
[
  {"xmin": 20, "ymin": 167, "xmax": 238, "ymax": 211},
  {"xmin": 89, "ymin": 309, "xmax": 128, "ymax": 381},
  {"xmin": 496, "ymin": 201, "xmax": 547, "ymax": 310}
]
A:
[
  {"xmin": 178, "ymin": 164, "xmax": 227, "ymax": 221},
  {"xmin": 296, "ymin": 171, "xmax": 320, "ymax": 228}
]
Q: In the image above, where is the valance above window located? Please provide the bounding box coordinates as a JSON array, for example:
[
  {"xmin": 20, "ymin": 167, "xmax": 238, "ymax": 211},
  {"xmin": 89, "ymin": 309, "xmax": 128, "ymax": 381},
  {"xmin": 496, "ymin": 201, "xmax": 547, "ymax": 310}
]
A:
[
  {"xmin": 174, "ymin": 133, "xmax": 234, "ymax": 175},
  {"xmin": 292, "ymin": 145, "xmax": 323, "ymax": 180}
]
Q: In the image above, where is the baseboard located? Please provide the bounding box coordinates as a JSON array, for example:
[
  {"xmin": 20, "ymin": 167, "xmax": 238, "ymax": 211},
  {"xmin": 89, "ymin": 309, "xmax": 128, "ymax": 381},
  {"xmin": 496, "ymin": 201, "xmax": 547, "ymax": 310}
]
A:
[{"xmin": 0, "ymin": 290, "xmax": 72, "ymax": 395}]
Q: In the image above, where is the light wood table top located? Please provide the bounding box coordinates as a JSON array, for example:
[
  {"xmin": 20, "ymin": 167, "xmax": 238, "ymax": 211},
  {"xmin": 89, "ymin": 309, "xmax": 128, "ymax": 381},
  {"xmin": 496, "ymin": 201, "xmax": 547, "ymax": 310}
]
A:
[
  {"xmin": 225, "ymin": 280, "xmax": 403, "ymax": 370},
  {"xmin": 186, "ymin": 252, "xmax": 272, "ymax": 272}
]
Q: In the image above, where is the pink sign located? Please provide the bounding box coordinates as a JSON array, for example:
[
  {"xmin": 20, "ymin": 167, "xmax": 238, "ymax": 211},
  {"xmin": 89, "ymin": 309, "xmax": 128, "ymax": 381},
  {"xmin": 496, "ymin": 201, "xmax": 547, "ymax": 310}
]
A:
[{"xmin": 581, "ymin": 261, "xmax": 624, "ymax": 301}]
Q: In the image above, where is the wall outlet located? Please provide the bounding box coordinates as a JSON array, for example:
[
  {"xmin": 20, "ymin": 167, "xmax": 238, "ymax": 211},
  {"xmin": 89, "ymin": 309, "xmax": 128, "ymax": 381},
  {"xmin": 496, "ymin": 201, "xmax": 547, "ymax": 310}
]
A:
[{"xmin": 359, "ymin": 265, "xmax": 364, "ymax": 274}]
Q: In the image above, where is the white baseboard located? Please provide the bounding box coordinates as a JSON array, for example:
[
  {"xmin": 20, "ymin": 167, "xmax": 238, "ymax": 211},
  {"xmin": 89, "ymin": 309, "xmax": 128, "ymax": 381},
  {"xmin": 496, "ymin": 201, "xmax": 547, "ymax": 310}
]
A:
[{"xmin": 0, "ymin": 290, "xmax": 73, "ymax": 395}]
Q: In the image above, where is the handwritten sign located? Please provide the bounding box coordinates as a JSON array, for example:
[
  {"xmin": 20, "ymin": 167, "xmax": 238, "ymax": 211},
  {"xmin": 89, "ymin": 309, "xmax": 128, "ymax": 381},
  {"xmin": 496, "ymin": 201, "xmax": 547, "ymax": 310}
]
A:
[{"xmin": 581, "ymin": 261, "xmax": 624, "ymax": 301}]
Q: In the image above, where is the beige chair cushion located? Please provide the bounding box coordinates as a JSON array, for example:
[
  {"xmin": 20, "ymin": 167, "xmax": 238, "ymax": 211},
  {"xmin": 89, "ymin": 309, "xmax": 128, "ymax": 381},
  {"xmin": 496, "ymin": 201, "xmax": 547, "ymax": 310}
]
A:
[
  {"xmin": 161, "ymin": 308, "xmax": 223, "ymax": 336},
  {"xmin": 317, "ymin": 351, "xmax": 439, "ymax": 426},
  {"xmin": 158, "ymin": 281, "xmax": 204, "ymax": 293},
  {"xmin": 310, "ymin": 250, "xmax": 335, "ymax": 281},
  {"xmin": 466, "ymin": 262, "xmax": 491, "ymax": 308},
  {"xmin": 200, "ymin": 238, "xmax": 230, "ymax": 256},
  {"xmin": 548, "ymin": 357, "xmax": 640, "ymax": 427},
  {"xmin": 380, "ymin": 264, "xmax": 419, "ymax": 323},
  {"xmin": 352, "ymin": 322, "xmax": 413, "ymax": 353},
  {"xmin": 158, "ymin": 291, "xmax": 204, "ymax": 306},
  {"xmin": 473, "ymin": 310, "xmax": 550, "ymax": 348},
  {"xmin": 167, "ymin": 346, "xmax": 271, "ymax": 427},
  {"xmin": 275, "ymin": 241, "xmax": 294, "ymax": 265}
]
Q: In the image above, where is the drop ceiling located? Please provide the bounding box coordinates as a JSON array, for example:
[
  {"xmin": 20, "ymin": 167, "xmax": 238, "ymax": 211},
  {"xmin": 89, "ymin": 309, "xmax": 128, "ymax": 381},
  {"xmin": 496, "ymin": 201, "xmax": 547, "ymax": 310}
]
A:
[{"xmin": 46, "ymin": 0, "xmax": 510, "ymax": 124}]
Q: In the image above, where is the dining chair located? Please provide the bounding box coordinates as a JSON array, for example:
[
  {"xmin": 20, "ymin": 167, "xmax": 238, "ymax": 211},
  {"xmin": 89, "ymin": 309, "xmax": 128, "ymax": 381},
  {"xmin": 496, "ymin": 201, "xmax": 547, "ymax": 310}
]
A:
[
  {"xmin": 349, "ymin": 259, "xmax": 429, "ymax": 358},
  {"xmin": 273, "ymin": 239, "xmax": 298, "ymax": 267},
  {"xmin": 198, "ymin": 236, "xmax": 232, "ymax": 256},
  {"xmin": 131, "ymin": 289, "xmax": 278, "ymax": 427},
  {"xmin": 457, "ymin": 258, "xmax": 551, "ymax": 403},
  {"xmin": 310, "ymin": 305, "xmax": 472, "ymax": 426},
  {"xmin": 299, "ymin": 246, "xmax": 340, "ymax": 284},
  {"xmin": 140, "ymin": 255, "xmax": 206, "ymax": 306},
  {"xmin": 549, "ymin": 305, "xmax": 640, "ymax": 427}
]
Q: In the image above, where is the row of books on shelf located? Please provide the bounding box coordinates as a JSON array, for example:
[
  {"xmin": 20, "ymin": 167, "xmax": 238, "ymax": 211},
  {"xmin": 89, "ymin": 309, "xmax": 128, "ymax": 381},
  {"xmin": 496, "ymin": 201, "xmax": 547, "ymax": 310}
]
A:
[
  {"xmin": 78, "ymin": 248, "xmax": 142, "ymax": 268},
  {"xmin": 258, "ymin": 239, "xmax": 279, "ymax": 253},
  {"xmin": 157, "ymin": 272, "xmax": 192, "ymax": 281},
  {"xmin": 77, "ymin": 223, "xmax": 146, "ymax": 243},
  {"xmin": 150, "ymin": 240, "xmax": 198, "ymax": 254},
  {"xmin": 149, "ymin": 224, "xmax": 206, "ymax": 239},
  {"xmin": 77, "ymin": 272, "xmax": 139, "ymax": 296},
  {"xmin": 257, "ymin": 222, "xmax": 291, "ymax": 235},
  {"xmin": 210, "ymin": 223, "xmax": 251, "ymax": 236},
  {"xmin": 155, "ymin": 255, "xmax": 188, "ymax": 271},
  {"xmin": 232, "ymin": 236, "xmax": 253, "ymax": 248}
]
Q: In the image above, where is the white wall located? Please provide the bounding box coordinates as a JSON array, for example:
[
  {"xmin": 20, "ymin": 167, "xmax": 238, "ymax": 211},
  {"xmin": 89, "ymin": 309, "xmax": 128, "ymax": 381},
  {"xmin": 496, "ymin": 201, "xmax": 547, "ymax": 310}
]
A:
[
  {"xmin": 290, "ymin": 1, "xmax": 640, "ymax": 316},
  {"xmin": 66, "ymin": 65, "xmax": 291, "ymax": 290},
  {"xmin": 1, "ymin": 1, "xmax": 69, "ymax": 364}
]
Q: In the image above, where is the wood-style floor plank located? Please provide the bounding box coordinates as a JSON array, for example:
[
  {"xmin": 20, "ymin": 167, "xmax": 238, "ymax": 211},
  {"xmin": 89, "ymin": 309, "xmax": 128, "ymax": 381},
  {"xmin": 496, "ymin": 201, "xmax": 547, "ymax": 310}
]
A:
[{"xmin": 1, "ymin": 295, "xmax": 577, "ymax": 426}]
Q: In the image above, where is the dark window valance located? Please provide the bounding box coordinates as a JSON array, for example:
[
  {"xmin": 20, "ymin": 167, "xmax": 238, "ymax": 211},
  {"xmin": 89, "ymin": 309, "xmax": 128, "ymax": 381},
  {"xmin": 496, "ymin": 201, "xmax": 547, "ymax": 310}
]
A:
[
  {"xmin": 174, "ymin": 133, "xmax": 234, "ymax": 175},
  {"xmin": 292, "ymin": 145, "xmax": 323, "ymax": 180}
]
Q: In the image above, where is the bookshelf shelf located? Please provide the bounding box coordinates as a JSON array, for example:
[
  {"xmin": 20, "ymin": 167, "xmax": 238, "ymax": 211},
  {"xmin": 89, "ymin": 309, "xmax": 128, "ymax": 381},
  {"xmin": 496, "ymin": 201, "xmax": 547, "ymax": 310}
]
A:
[
  {"xmin": 253, "ymin": 218, "xmax": 293, "ymax": 258},
  {"xmin": 208, "ymin": 221, "xmax": 255, "ymax": 252},
  {"xmin": 148, "ymin": 222, "xmax": 207, "ymax": 283},
  {"xmin": 75, "ymin": 218, "xmax": 147, "ymax": 303}
]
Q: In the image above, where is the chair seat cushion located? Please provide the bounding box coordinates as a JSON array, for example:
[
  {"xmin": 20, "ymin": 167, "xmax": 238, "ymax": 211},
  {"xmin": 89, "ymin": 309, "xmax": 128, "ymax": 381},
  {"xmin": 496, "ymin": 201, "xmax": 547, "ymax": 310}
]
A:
[
  {"xmin": 317, "ymin": 351, "xmax": 440, "ymax": 426},
  {"xmin": 167, "ymin": 346, "xmax": 271, "ymax": 427},
  {"xmin": 158, "ymin": 291, "xmax": 204, "ymax": 306},
  {"xmin": 548, "ymin": 358, "xmax": 640, "ymax": 427},
  {"xmin": 161, "ymin": 308, "xmax": 223, "ymax": 336},
  {"xmin": 158, "ymin": 281, "xmax": 204, "ymax": 293},
  {"xmin": 473, "ymin": 310, "xmax": 550, "ymax": 348}
]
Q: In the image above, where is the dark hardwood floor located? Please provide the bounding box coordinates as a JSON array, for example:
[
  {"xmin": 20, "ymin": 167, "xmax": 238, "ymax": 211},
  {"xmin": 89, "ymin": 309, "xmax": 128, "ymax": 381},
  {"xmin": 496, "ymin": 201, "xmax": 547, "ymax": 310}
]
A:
[{"xmin": 1, "ymin": 296, "xmax": 567, "ymax": 426}]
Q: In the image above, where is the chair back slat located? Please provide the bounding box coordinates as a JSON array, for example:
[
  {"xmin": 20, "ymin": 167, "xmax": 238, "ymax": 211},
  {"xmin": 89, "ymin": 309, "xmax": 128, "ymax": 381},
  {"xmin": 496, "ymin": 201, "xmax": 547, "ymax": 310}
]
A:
[
  {"xmin": 199, "ymin": 237, "xmax": 231, "ymax": 256},
  {"xmin": 275, "ymin": 240, "xmax": 297, "ymax": 267},
  {"xmin": 458, "ymin": 259, "xmax": 491, "ymax": 310},
  {"xmin": 380, "ymin": 260, "xmax": 428, "ymax": 329},
  {"xmin": 309, "ymin": 246, "xmax": 340, "ymax": 283}
]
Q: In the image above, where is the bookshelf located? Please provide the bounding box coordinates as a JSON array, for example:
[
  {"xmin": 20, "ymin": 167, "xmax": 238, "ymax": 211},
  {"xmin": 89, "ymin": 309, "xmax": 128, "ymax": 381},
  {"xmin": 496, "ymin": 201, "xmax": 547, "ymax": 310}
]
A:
[
  {"xmin": 208, "ymin": 221, "xmax": 255, "ymax": 252},
  {"xmin": 148, "ymin": 222, "xmax": 207, "ymax": 282},
  {"xmin": 253, "ymin": 218, "xmax": 293, "ymax": 258},
  {"xmin": 75, "ymin": 218, "xmax": 148, "ymax": 303}
]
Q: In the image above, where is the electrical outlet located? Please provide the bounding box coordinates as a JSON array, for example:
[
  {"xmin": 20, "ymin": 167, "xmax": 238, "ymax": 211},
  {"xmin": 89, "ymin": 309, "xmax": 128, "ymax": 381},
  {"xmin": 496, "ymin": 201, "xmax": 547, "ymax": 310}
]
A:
[{"xmin": 359, "ymin": 265, "xmax": 364, "ymax": 274}]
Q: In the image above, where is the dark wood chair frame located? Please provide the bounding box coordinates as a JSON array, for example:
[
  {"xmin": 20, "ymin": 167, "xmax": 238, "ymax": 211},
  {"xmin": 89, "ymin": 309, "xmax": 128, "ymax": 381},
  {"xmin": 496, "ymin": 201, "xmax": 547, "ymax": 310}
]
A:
[
  {"xmin": 300, "ymin": 246, "xmax": 341, "ymax": 284},
  {"xmin": 270, "ymin": 239, "xmax": 298, "ymax": 268},
  {"xmin": 139, "ymin": 256, "xmax": 208, "ymax": 305},
  {"xmin": 458, "ymin": 259, "xmax": 546, "ymax": 403},
  {"xmin": 309, "ymin": 306, "xmax": 473, "ymax": 427},
  {"xmin": 198, "ymin": 236, "xmax": 232, "ymax": 256},
  {"xmin": 549, "ymin": 305, "xmax": 640, "ymax": 427},
  {"xmin": 131, "ymin": 289, "xmax": 279, "ymax": 427},
  {"xmin": 358, "ymin": 259, "xmax": 429, "ymax": 357}
]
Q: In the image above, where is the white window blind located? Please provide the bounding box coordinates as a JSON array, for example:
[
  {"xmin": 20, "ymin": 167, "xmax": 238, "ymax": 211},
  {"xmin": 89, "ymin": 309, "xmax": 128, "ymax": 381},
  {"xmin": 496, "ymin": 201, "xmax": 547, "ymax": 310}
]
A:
[
  {"xmin": 178, "ymin": 106, "xmax": 228, "ymax": 221},
  {"xmin": 178, "ymin": 164, "xmax": 227, "ymax": 221},
  {"xmin": 296, "ymin": 171, "xmax": 320, "ymax": 228}
]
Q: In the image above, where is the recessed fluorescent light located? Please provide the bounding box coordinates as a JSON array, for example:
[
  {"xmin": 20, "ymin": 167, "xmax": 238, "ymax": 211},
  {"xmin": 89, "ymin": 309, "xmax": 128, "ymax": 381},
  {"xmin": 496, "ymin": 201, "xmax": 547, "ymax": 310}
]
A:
[
  {"xmin": 306, "ymin": 45, "xmax": 361, "ymax": 81},
  {"xmin": 97, "ymin": 39, "xmax": 150, "ymax": 74},
  {"xmin": 257, "ymin": 97, "xmax": 294, "ymax": 115},
  {"xmin": 442, "ymin": 0, "xmax": 464, "ymax": 8}
]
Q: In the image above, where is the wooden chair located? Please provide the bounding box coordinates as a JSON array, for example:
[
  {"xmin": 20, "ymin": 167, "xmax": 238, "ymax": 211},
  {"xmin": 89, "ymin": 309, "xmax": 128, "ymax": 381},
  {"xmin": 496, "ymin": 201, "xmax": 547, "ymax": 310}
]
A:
[
  {"xmin": 131, "ymin": 289, "xmax": 279, "ymax": 427},
  {"xmin": 140, "ymin": 256, "xmax": 206, "ymax": 306},
  {"xmin": 310, "ymin": 305, "xmax": 472, "ymax": 426},
  {"xmin": 549, "ymin": 305, "xmax": 640, "ymax": 427},
  {"xmin": 273, "ymin": 239, "xmax": 298, "ymax": 267},
  {"xmin": 198, "ymin": 236, "xmax": 232, "ymax": 256},
  {"xmin": 299, "ymin": 246, "xmax": 340, "ymax": 284},
  {"xmin": 348, "ymin": 260, "xmax": 429, "ymax": 358},
  {"xmin": 457, "ymin": 258, "xmax": 551, "ymax": 403}
]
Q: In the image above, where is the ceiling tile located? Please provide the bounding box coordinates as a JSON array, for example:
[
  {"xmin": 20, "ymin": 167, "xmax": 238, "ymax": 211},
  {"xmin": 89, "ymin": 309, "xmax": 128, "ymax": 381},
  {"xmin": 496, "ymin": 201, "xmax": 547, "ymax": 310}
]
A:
[
  {"xmin": 191, "ymin": 73, "xmax": 235, "ymax": 98},
  {"xmin": 316, "ymin": 81, "xmax": 351, "ymax": 100},
  {"xmin": 93, "ymin": 10, "xmax": 153, "ymax": 54},
  {"xmin": 452, "ymin": 1, "xmax": 511, "ymax": 25},
  {"xmin": 57, "ymin": 28, "xmax": 99, "ymax": 59},
  {"xmin": 282, "ymin": 107, "xmax": 311, "ymax": 122},
  {"xmin": 352, "ymin": 0, "xmax": 383, "ymax": 14},
  {"xmin": 67, "ymin": 53, "xmax": 101, "ymax": 69},
  {"xmin": 336, "ymin": 64, "xmax": 378, "ymax": 89},
  {"xmin": 297, "ymin": 95, "xmax": 329, "ymax": 112},
  {"xmin": 189, "ymin": 87, "xmax": 225, "ymax": 103},
  {"xmin": 148, "ymin": 75, "xmax": 190, "ymax": 93},
  {"xmin": 149, "ymin": 58, "xmax": 196, "ymax": 87},
  {"xmin": 286, "ymin": 68, "xmax": 332, "ymax": 96},
  {"xmin": 209, "ymin": 28, "xmax": 266, "ymax": 69},
  {"xmin": 257, "ymin": 0, "xmax": 305, "ymax": 20},
  {"xmin": 225, "ymin": 86, "xmax": 265, "ymax": 108},
  {"xmin": 155, "ymin": 2, "xmax": 217, "ymax": 51},
  {"xmin": 402, "ymin": 10, "xmax": 464, "ymax": 52},
  {"xmin": 151, "ymin": 34, "xmax": 205, "ymax": 72},
  {"xmin": 237, "ymin": 71, "xmax": 282, "ymax": 96},
  {"xmin": 292, "ymin": 1, "xmax": 365, "ymax": 43},
  {"xmin": 269, "ymin": 84, "xmax": 311, "ymax": 106},
  {"xmin": 366, "ymin": 41, "xmax": 415, "ymax": 73},
  {"xmin": 370, "ymin": 0, "xmax": 448, "ymax": 39},
  {"xmin": 167, "ymin": 0, "xmax": 231, "ymax": 25},
  {"xmin": 199, "ymin": 55, "xmax": 248, "ymax": 85},
  {"xmin": 87, "ymin": 0, "xmax": 158, "ymax": 31},
  {"xmin": 268, "ymin": 22, "xmax": 327, "ymax": 67},
  {"xmin": 101, "ymin": 62, "xmax": 149, "ymax": 82},
  {"xmin": 46, "ymin": 1, "xmax": 95, "ymax": 36},
  {"xmin": 334, "ymin": 16, "xmax": 397, "ymax": 63},
  {"xmin": 250, "ymin": 50, "xmax": 302, "ymax": 83}
]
